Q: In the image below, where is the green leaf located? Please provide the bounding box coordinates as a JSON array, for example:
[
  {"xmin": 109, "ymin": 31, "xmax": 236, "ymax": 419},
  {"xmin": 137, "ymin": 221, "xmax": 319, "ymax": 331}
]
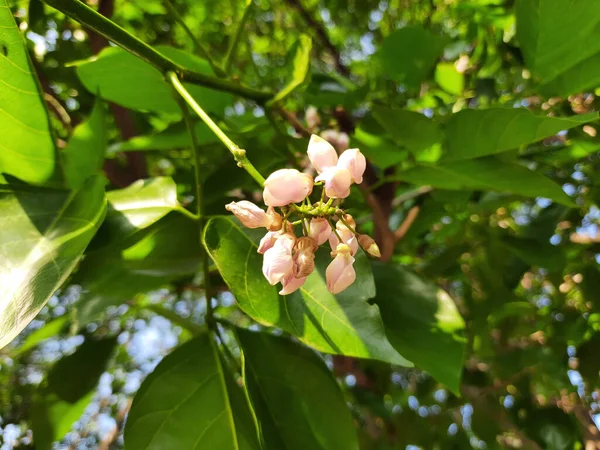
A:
[
  {"xmin": 204, "ymin": 216, "xmax": 410, "ymax": 365},
  {"xmin": 63, "ymin": 97, "xmax": 107, "ymax": 189},
  {"xmin": 372, "ymin": 263, "xmax": 466, "ymax": 394},
  {"xmin": 372, "ymin": 105, "xmax": 442, "ymax": 162},
  {"xmin": 108, "ymin": 121, "xmax": 216, "ymax": 154},
  {"xmin": 271, "ymin": 35, "xmax": 312, "ymax": 104},
  {"xmin": 75, "ymin": 214, "xmax": 201, "ymax": 325},
  {"xmin": 394, "ymin": 157, "xmax": 575, "ymax": 206},
  {"xmin": 435, "ymin": 62, "xmax": 464, "ymax": 95},
  {"xmin": 103, "ymin": 177, "xmax": 183, "ymax": 244},
  {"xmin": 75, "ymin": 45, "xmax": 231, "ymax": 117},
  {"xmin": 352, "ymin": 122, "xmax": 407, "ymax": 169},
  {"xmin": 238, "ymin": 329, "xmax": 359, "ymax": 450},
  {"xmin": 124, "ymin": 334, "xmax": 242, "ymax": 450},
  {"xmin": 12, "ymin": 316, "xmax": 68, "ymax": 356},
  {"xmin": 516, "ymin": 0, "xmax": 600, "ymax": 95},
  {"xmin": 444, "ymin": 108, "xmax": 598, "ymax": 160},
  {"xmin": 0, "ymin": 0, "xmax": 55, "ymax": 184},
  {"xmin": 533, "ymin": 141, "xmax": 600, "ymax": 166},
  {"xmin": 500, "ymin": 236, "xmax": 566, "ymax": 273},
  {"xmin": 0, "ymin": 175, "xmax": 106, "ymax": 350},
  {"xmin": 31, "ymin": 337, "xmax": 116, "ymax": 450},
  {"xmin": 380, "ymin": 26, "xmax": 446, "ymax": 90}
]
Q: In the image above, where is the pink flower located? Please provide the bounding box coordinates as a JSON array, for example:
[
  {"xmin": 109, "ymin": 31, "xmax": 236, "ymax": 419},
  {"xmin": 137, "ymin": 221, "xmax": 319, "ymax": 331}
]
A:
[
  {"xmin": 263, "ymin": 169, "xmax": 314, "ymax": 207},
  {"xmin": 262, "ymin": 233, "xmax": 295, "ymax": 285},
  {"xmin": 338, "ymin": 148, "xmax": 366, "ymax": 184},
  {"xmin": 320, "ymin": 130, "xmax": 350, "ymax": 152},
  {"xmin": 315, "ymin": 166, "xmax": 352, "ymax": 199},
  {"xmin": 308, "ymin": 218, "xmax": 332, "ymax": 245},
  {"xmin": 257, "ymin": 231, "xmax": 279, "ymax": 254},
  {"xmin": 225, "ymin": 201, "xmax": 270, "ymax": 228},
  {"xmin": 279, "ymin": 271, "xmax": 307, "ymax": 295},
  {"xmin": 329, "ymin": 227, "xmax": 358, "ymax": 255},
  {"xmin": 305, "ymin": 106, "xmax": 320, "ymax": 129},
  {"xmin": 326, "ymin": 244, "xmax": 356, "ymax": 294},
  {"xmin": 307, "ymin": 135, "xmax": 338, "ymax": 174}
]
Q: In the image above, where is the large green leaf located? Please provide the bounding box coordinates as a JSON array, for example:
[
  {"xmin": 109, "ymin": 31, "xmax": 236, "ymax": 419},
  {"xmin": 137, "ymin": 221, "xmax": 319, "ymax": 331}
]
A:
[
  {"xmin": 63, "ymin": 97, "xmax": 107, "ymax": 189},
  {"xmin": 444, "ymin": 108, "xmax": 597, "ymax": 160},
  {"xmin": 372, "ymin": 105, "xmax": 442, "ymax": 162},
  {"xmin": 31, "ymin": 337, "xmax": 116, "ymax": 450},
  {"xmin": 379, "ymin": 26, "xmax": 446, "ymax": 90},
  {"xmin": 238, "ymin": 329, "xmax": 358, "ymax": 450},
  {"xmin": 270, "ymin": 35, "xmax": 312, "ymax": 104},
  {"xmin": 75, "ymin": 45, "xmax": 231, "ymax": 117},
  {"xmin": 203, "ymin": 216, "xmax": 410, "ymax": 365},
  {"xmin": 124, "ymin": 334, "xmax": 244, "ymax": 450},
  {"xmin": 372, "ymin": 263, "xmax": 466, "ymax": 394},
  {"xmin": 394, "ymin": 157, "xmax": 574, "ymax": 206},
  {"xmin": 0, "ymin": 176, "xmax": 106, "ymax": 350},
  {"xmin": 0, "ymin": 0, "xmax": 55, "ymax": 184},
  {"xmin": 75, "ymin": 214, "xmax": 201, "ymax": 325},
  {"xmin": 102, "ymin": 177, "xmax": 183, "ymax": 243},
  {"xmin": 533, "ymin": 140, "xmax": 600, "ymax": 166},
  {"xmin": 516, "ymin": 0, "xmax": 600, "ymax": 95}
]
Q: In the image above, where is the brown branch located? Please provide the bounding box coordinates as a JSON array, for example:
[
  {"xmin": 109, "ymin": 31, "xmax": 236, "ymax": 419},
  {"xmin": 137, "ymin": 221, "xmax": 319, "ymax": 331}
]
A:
[
  {"xmin": 394, "ymin": 205, "xmax": 420, "ymax": 242},
  {"xmin": 276, "ymin": 107, "xmax": 311, "ymax": 138},
  {"xmin": 284, "ymin": 0, "xmax": 351, "ymax": 77}
]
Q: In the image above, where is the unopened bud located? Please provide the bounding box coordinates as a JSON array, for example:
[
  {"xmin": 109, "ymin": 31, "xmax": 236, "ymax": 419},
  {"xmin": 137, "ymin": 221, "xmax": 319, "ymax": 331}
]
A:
[
  {"xmin": 339, "ymin": 214, "xmax": 356, "ymax": 230},
  {"xmin": 358, "ymin": 234, "xmax": 381, "ymax": 258},
  {"xmin": 266, "ymin": 206, "xmax": 283, "ymax": 231}
]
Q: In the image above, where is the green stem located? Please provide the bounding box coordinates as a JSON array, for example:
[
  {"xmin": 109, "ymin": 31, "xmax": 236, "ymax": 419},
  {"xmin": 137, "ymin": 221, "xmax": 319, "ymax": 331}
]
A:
[
  {"xmin": 338, "ymin": 214, "xmax": 360, "ymax": 236},
  {"xmin": 329, "ymin": 218, "xmax": 343, "ymax": 242},
  {"xmin": 145, "ymin": 304, "xmax": 205, "ymax": 335},
  {"xmin": 168, "ymin": 72, "xmax": 266, "ymax": 187},
  {"xmin": 223, "ymin": 0, "xmax": 252, "ymax": 73},
  {"xmin": 162, "ymin": 0, "xmax": 226, "ymax": 77},
  {"xmin": 175, "ymin": 93, "xmax": 216, "ymax": 330},
  {"xmin": 42, "ymin": 0, "xmax": 271, "ymax": 101}
]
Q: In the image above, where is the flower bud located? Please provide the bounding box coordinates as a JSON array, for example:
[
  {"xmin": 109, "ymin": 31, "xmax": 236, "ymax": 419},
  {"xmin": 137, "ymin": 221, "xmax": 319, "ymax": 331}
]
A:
[
  {"xmin": 315, "ymin": 166, "xmax": 352, "ymax": 199},
  {"xmin": 321, "ymin": 130, "xmax": 350, "ymax": 152},
  {"xmin": 358, "ymin": 234, "xmax": 381, "ymax": 258},
  {"xmin": 263, "ymin": 169, "xmax": 314, "ymax": 207},
  {"xmin": 293, "ymin": 236, "xmax": 318, "ymax": 278},
  {"xmin": 337, "ymin": 148, "xmax": 366, "ymax": 184},
  {"xmin": 307, "ymin": 135, "xmax": 338, "ymax": 174},
  {"xmin": 266, "ymin": 207, "xmax": 283, "ymax": 231},
  {"xmin": 279, "ymin": 272, "xmax": 307, "ymax": 295},
  {"xmin": 309, "ymin": 218, "xmax": 332, "ymax": 245},
  {"xmin": 326, "ymin": 243, "xmax": 356, "ymax": 294},
  {"xmin": 305, "ymin": 106, "xmax": 320, "ymax": 129},
  {"xmin": 262, "ymin": 233, "xmax": 295, "ymax": 285},
  {"xmin": 225, "ymin": 200, "xmax": 270, "ymax": 228}
]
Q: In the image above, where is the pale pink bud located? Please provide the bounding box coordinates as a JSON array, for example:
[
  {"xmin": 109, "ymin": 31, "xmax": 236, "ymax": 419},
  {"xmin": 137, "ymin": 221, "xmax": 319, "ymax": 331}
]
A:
[
  {"xmin": 326, "ymin": 244, "xmax": 356, "ymax": 294},
  {"xmin": 279, "ymin": 271, "xmax": 307, "ymax": 295},
  {"xmin": 309, "ymin": 218, "xmax": 332, "ymax": 245},
  {"xmin": 337, "ymin": 148, "xmax": 366, "ymax": 184},
  {"xmin": 336, "ymin": 132, "xmax": 350, "ymax": 152},
  {"xmin": 329, "ymin": 227, "xmax": 359, "ymax": 255},
  {"xmin": 320, "ymin": 130, "xmax": 349, "ymax": 152},
  {"xmin": 262, "ymin": 233, "xmax": 295, "ymax": 285},
  {"xmin": 263, "ymin": 169, "xmax": 314, "ymax": 207},
  {"xmin": 305, "ymin": 106, "xmax": 320, "ymax": 129},
  {"xmin": 307, "ymin": 135, "xmax": 338, "ymax": 174},
  {"xmin": 225, "ymin": 201, "xmax": 270, "ymax": 228},
  {"xmin": 337, "ymin": 214, "xmax": 356, "ymax": 230},
  {"xmin": 315, "ymin": 166, "xmax": 352, "ymax": 199},
  {"xmin": 257, "ymin": 231, "xmax": 278, "ymax": 254}
]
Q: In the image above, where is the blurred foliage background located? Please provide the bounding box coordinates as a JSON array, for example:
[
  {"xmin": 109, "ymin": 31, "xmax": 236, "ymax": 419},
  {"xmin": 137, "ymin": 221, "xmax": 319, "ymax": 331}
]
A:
[{"xmin": 1, "ymin": 0, "xmax": 600, "ymax": 448}]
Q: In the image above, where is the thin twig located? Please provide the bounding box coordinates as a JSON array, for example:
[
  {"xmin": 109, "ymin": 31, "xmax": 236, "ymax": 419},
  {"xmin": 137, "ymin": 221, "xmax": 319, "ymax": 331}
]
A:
[
  {"xmin": 223, "ymin": 0, "xmax": 252, "ymax": 73},
  {"xmin": 162, "ymin": 0, "xmax": 226, "ymax": 76},
  {"xmin": 276, "ymin": 107, "xmax": 312, "ymax": 138},
  {"xmin": 394, "ymin": 205, "xmax": 420, "ymax": 242},
  {"xmin": 283, "ymin": 0, "xmax": 351, "ymax": 77}
]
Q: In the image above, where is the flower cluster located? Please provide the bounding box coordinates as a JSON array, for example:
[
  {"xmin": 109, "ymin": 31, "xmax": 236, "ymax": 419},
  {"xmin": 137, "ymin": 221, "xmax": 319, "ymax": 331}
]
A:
[{"xmin": 226, "ymin": 135, "xmax": 380, "ymax": 295}]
